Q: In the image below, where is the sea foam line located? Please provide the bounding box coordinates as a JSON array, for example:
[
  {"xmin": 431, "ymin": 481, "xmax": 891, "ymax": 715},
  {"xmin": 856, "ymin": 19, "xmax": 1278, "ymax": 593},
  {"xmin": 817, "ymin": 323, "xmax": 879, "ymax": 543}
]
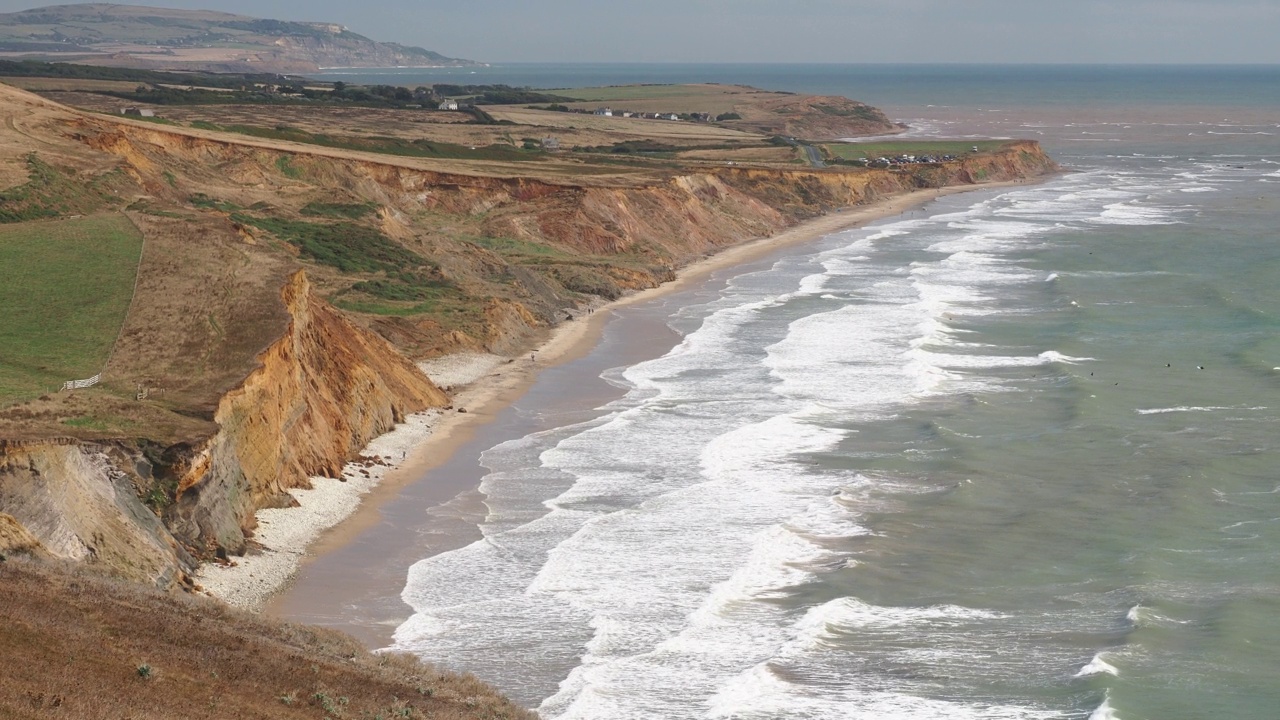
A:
[{"xmin": 1136, "ymin": 405, "xmax": 1268, "ymax": 415}]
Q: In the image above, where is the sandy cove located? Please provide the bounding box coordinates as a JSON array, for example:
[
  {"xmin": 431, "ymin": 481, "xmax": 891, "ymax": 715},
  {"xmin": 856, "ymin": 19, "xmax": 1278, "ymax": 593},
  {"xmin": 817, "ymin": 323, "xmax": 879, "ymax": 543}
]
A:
[{"xmin": 196, "ymin": 180, "xmax": 1029, "ymax": 610}]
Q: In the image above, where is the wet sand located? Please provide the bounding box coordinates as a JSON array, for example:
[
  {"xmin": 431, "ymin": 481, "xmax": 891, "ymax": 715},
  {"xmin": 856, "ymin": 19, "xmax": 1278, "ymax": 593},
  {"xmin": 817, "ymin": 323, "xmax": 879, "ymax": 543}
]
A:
[{"xmin": 263, "ymin": 182, "xmax": 1028, "ymax": 646}]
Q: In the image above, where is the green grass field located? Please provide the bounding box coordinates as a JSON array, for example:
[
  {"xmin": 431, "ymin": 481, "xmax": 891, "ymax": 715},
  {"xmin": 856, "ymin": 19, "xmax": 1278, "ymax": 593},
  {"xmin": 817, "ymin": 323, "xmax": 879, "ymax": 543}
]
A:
[
  {"xmin": 0, "ymin": 214, "xmax": 143, "ymax": 405},
  {"xmin": 824, "ymin": 140, "xmax": 1010, "ymax": 160}
]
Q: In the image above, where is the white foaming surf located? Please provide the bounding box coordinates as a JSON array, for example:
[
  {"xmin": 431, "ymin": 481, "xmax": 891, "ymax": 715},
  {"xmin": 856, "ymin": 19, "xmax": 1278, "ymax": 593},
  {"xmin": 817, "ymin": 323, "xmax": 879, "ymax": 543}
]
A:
[
  {"xmin": 391, "ymin": 169, "xmax": 1203, "ymax": 718},
  {"xmin": 1088, "ymin": 692, "xmax": 1122, "ymax": 720},
  {"xmin": 1074, "ymin": 653, "xmax": 1120, "ymax": 678},
  {"xmin": 1136, "ymin": 405, "xmax": 1268, "ymax": 415}
]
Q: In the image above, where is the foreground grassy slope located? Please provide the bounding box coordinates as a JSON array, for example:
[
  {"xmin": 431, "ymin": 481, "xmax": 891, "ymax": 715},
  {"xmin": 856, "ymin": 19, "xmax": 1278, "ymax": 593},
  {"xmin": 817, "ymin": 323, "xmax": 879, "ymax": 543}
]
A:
[
  {"xmin": 0, "ymin": 213, "xmax": 142, "ymax": 405},
  {"xmin": 0, "ymin": 558, "xmax": 534, "ymax": 720}
]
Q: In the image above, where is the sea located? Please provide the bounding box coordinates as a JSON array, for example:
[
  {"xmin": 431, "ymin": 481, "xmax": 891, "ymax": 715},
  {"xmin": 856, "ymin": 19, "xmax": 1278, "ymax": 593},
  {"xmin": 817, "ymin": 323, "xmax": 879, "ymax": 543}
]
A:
[{"xmin": 329, "ymin": 65, "xmax": 1280, "ymax": 719}]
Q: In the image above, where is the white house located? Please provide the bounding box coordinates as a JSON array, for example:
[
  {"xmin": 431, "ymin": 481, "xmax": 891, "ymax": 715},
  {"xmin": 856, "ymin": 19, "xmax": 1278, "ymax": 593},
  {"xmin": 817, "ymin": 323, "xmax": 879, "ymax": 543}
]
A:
[
  {"xmin": 439, "ymin": 99, "xmax": 459, "ymax": 111},
  {"xmin": 593, "ymin": 107, "xmax": 613, "ymax": 117}
]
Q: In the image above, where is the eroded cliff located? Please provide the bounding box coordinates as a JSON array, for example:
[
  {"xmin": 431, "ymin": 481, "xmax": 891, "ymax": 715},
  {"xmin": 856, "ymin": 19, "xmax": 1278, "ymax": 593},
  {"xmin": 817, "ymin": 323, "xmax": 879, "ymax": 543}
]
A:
[
  {"xmin": 0, "ymin": 272, "xmax": 447, "ymax": 585},
  {"xmin": 0, "ymin": 439, "xmax": 190, "ymax": 585},
  {"xmin": 0, "ymin": 84, "xmax": 1058, "ymax": 585},
  {"xmin": 166, "ymin": 271, "xmax": 447, "ymax": 557}
]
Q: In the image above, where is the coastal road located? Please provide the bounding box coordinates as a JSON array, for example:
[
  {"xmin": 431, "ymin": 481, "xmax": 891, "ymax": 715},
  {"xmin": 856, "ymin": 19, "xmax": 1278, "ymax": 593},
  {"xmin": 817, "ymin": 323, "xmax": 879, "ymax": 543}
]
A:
[
  {"xmin": 779, "ymin": 136, "xmax": 826, "ymax": 168},
  {"xmin": 800, "ymin": 143, "xmax": 826, "ymax": 168}
]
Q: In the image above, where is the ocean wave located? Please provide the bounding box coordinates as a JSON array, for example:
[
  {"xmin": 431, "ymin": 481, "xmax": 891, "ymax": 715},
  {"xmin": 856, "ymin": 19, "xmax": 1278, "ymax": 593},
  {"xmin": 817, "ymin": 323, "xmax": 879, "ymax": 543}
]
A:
[
  {"xmin": 797, "ymin": 597, "xmax": 1005, "ymax": 639},
  {"xmin": 783, "ymin": 493, "xmax": 872, "ymax": 542},
  {"xmin": 1073, "ymin": 653, "xmax": 1120, "ymax": 678},
  {"xmin": 393, "ymin": 163, "xmax": 1215, "ymax": 717},
  {"xmin": 1039, "ymin": 350, "xmax": 1096, "ymax": 364},
  {"xmin": 907, "ymin": 348, "xmax": 1092, "ymax": 370},
  {"xmin": 708, "ymin": 662, "xmax": 1061, "ymax": 720},
  {"xmin": 1136, "ymin": 405, "xmax": 1268, "ymax": 415},
  {"xmin": 1088, "ymin": 201, "xmax": 1181, "ymax": 226},
  {"xmin": 1088, "ymin": 692, "xmax": 1121, "ymax": 720}
]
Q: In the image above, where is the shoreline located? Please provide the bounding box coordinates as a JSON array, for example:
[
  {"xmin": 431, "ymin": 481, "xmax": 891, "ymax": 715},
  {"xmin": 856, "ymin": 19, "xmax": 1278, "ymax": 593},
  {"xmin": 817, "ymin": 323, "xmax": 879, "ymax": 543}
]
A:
[{"xmin": 196, "ymin": 179, "xmax": 1032, "ymax": 613}]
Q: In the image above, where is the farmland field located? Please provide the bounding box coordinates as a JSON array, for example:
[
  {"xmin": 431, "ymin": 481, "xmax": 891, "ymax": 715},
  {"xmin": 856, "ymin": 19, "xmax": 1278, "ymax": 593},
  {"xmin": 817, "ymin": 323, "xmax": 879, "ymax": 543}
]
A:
[
  {"xmin": 480, "ymin": 106, "xmax": 757, "ymax": 142},
  {"xmin": 0, "ymin": 213, "xmax": 143, "ymax": 405},
  {"xmin": 824, "ymin": 139, "xmax": 1011, "ymax": 159}
]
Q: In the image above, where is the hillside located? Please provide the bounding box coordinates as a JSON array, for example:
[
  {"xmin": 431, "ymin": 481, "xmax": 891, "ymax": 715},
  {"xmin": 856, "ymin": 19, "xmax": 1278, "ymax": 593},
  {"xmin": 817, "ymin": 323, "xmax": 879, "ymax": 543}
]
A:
[
  {"xmin": 0, "ymin": 558, "xmax": 533, "ymax": 720},
  {"xmin": 551, "ymin": 83, "xmax": 902, "ymax": 139},
  {"xmin": 0, "ymin": 3, "xmax": 480, "ymax": 73},
  {"xmin": 0, "ymin": 79, "xmax": 1056, "ymax": 590}
]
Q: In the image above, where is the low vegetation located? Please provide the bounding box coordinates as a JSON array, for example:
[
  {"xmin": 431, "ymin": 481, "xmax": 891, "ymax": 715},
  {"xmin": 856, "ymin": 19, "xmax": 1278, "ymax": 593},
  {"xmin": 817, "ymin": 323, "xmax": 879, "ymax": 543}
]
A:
[
  {"xmin": 573, "ymin": 139, "xmax": 751, "ymax": 155},
  {"xmin": 431, "ymin": 83, "xmax": 575, "ymax": 105},
  {"xmin": 227, "ymin": 212, "xmax": 425, "ymax": 274},
  {"xmin": 0, "ymin": 558, "xmax": 535, "ymax": 720},
  {"xmin": 224, "ymin": 209, "xmax": 473, "ymax": 318},
  {"xmin": 824, "ymin": 139, "xmax": 1010, "ymax": 161},
  {"xmin": 0, "ymin": 214, "xmax": 142, "ymax": 406},
  {"xmin": 188, "ymin": 193, "xmax": 241, "ymax": 212},
  {"xmin": 0, "ymin": 58, "xmax": 286, "ymax": 90},
  {"xmin": 0, "ymin": 153, "xmax": 115, "ymax": 223},
  {"xmin": 194, "ymin": 122, "xmax": 543, "ymax": 162},
  {"xmin": 812, "ymin": 102, "xmax": 888, "ymax": 123},
  {"xmin": 2, "ymin": 59, "xmax": 568, "ymax": 112}
]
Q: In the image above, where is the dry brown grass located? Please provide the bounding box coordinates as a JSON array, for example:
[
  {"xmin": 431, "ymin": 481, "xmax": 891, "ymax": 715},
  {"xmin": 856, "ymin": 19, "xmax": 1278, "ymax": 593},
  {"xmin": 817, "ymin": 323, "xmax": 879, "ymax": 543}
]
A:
[
  {"xmin": 480, "ymin": 106, "xmax": 756, "ymax": 143},
  {"xmin": 676, "ymin": 146, "xmax": 802, "ymax": 164},
  {"xmin": 0, "ymin": 558, "xmax": 536, "ymax": 720}
]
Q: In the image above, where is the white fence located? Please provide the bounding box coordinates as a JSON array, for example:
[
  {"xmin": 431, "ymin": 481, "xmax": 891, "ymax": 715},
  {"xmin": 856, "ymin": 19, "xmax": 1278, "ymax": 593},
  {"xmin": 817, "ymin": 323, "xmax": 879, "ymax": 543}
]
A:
[{"xmin": 61, "ymin": 374, "xmax": 101, "ymax": 391}]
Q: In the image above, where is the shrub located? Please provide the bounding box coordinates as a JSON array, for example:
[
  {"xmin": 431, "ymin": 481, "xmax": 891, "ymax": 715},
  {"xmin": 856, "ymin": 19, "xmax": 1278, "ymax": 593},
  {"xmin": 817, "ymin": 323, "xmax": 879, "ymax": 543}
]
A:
[
  {"xmin": 275, "ymin": 155, "xmax": 302, "ymax": 179},
  {"xmin": 229, "ymin": 213, "xmax": 426, "ymax": 274}
]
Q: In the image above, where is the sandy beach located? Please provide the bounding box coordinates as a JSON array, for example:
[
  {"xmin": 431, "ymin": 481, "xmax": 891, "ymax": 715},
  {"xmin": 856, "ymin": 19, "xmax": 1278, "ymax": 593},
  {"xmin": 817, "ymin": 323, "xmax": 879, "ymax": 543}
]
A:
[{"xmin": 196, "ymin": 180, "xmax": 1028, "ymax": 618}]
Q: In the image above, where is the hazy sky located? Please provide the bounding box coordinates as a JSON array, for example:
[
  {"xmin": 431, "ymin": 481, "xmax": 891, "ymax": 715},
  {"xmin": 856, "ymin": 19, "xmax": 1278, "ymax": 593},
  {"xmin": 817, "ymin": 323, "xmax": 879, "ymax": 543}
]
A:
[{"xmin": 3, "ymin": 0, "xmax": 1278, "ymax": 64}]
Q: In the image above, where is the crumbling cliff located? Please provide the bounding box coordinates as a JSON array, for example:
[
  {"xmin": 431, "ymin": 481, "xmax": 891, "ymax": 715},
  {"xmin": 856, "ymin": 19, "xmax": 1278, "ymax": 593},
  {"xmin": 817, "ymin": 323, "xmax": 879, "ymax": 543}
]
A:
[
  {"xmin": 166, "ymin": 271, "xmax": 447, "ymax": 558},
  {"xmin": 0, "ymin": 439, "xmax": 190, "ymax": 585},
  {"xmin": 0, "ymin": 273, "xmax": 446, "ymax": 587},
  {"xmin": 0, "ymin": 85, "xmax": 1057, "ymax": 586}
]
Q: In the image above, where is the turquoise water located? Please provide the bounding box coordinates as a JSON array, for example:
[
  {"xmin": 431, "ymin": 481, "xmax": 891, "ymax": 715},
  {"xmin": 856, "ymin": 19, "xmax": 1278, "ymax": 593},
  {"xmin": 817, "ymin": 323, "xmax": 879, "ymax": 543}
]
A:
[{"xmin": 378, "ymin": 66, "xmax": 1280, "ymax": 718}]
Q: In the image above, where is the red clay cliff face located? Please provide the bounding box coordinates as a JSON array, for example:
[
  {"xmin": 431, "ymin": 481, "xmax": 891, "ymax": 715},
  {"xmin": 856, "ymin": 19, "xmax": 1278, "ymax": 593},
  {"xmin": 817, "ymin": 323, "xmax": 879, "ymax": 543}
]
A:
[{"xmin": 165, "ymin": 271, "xmax": 447, "ymax": 557}]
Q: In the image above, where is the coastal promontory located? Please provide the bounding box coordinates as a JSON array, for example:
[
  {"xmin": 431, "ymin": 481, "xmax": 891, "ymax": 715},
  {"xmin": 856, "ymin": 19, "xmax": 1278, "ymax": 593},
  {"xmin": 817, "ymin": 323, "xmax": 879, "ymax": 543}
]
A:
[{"xmin": 0, "ymin": 58, "xmax": 1057, "ymax": 718}]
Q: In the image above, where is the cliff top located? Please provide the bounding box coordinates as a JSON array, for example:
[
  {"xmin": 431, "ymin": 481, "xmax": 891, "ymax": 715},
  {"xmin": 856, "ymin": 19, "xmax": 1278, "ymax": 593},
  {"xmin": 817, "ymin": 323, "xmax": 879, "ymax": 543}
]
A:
[{"xmin": 0, "ymin": 80, "xmax": 1054, "ymax": 447}]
